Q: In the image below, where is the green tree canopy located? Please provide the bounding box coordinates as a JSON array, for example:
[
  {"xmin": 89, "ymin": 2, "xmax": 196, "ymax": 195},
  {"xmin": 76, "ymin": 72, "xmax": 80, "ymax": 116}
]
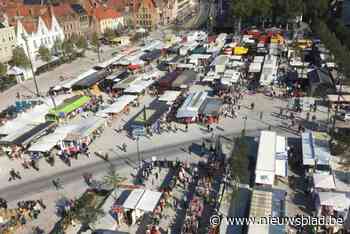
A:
[
  {"xmin": 11, "ymin": 47, "xmax": 30, "ymax": 68},
  {"xmin": 62, "ymin": 39, "xmax": 75, "ymax": 57},
  {"xmin": 90, "ymin": 32, "xmax": 100, "ymax": 48},
  {"xmin": 103, "ymin": 28, "xmax": 116, "ymax": 41},
  {"xmin": 38, "ymin": 45, "xmax": 52, "ymax": 63},
  {"xmin": 76, "ymin": 35, "xmax": 88, "ymax": 50},
  {"xmin": 69, "ymin": 193, "xmax": 105, "ymax": 229},
  {"xmin": 229, "ymin": 132, "xmax": 249, "ymax": 183},
  {"xmin": 0, "ymin": 63, "xmax": 7, "ymax": 76},
  {"xmin": 103, "ymin": 164, "xmax": 126, "ymax": 191}
]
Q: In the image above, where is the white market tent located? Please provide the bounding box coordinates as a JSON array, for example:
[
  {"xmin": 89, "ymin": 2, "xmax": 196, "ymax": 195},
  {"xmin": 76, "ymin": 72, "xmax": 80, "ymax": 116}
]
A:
[
  {"xmin": 255, "ymin": 131, "xmax": 276, "ymax": 185},
  {"xmin": 122, "ymin": 189, "xmax": 162, "ymax": 212},
  {"xmin": 249, "ymin": 62, "xmax": 262, "ymax": 73},
  {"xmin": 123, "ymin": 189, "xmax": 145, "ymax": 210},
  {"xmin": 28, "ymin": 124, "xmax": 76, "ymax": 152},
  {"xmin": 313, "ymin": 174, "xmax": 336, "ymax": 190},
  {"xmin": 221, "ymin": 69, "xmax": 240, "ymax": 85},
  {"xmin": 302, "ymin": 132, "xmax": 331, "ymax": 166},
  {"xmin": 135, "ymin": 190, "xmax": 162, "ymax": 212},
  {"xmin": 158, "ymin": 91, "xmax": 181, "ymax": 103},
  {"xmin": 96, "ymin": 95, "xmax": 137, "ymax": 117},
  {"xmin": 67, "ymin": 116, "xmax": 106, "ymax": 139},
  {"xmin": 260, "ymin": 55, "xmax": 278, "ymax": 86},
  {"xmin": 275, "ymin": 136, "xmax": 288, "ymax": 177},
  {"xmin": 123, "ymin": 79, "xmax": 155, "ymax": 94},
  {"xmin": 317, "ymin": 192, "xmax": 350, "ymax": 211},
  {"xmin": 302, "ymin": 132, "xmax": 315, "ymax": 166},
  {"xmin": 176, "ymin": 91, "xmax": 208, "ymax": 118},
  {"xmin": 254, "ymin": 56, "xmax": 265, "ymax": 63}
]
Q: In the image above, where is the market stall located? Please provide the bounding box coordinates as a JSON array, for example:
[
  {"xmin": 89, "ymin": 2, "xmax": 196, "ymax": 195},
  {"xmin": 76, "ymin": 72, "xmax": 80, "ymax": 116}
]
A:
[
  {"xmin": 176, "ymin": 92, "xmax": 208, "ymax": 122},
  {"xmin": 171, "ymin": 70, "xmax": 198, "ymax": 90},
  {"xmin": 96, "ymin": 95, "xmax": 137, "ymax": 117},
  {"xmin": 71, "ymin": 70, "xmax": 108, "ymax": 90},
  {"xmin": 158, "ymin": 91, "xmax": 182, "ymax": 104},
  {"xmin": 63, "ymin": 116, "xmax": 106, "ymax": 152},
  {"xmin": 45, "ymin": 95, "xmax": 91, "ymax": 122},
  {"xmin": 198, "ymin": 98, "xmax": 223, "ymax": 124},
  {"xmin": 0, "ymin": 121, "xmax": 56, "ymax": 148},
  {"xmin": 121, "ymin": 189, "xmax": 162, "ymax": 225}
]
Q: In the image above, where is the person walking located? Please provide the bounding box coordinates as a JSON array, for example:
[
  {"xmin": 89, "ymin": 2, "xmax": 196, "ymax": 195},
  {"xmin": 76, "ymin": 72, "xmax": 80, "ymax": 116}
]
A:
[
  {"xmin": 259, "ymin": 112, "xmax": 263, "ymax": 120},
  {"xmin": 250, "ymin": 102, "xmax": 255, "ymax": 110},
  {"xmin": 122, "ymin": 143, "xmax": 127, "ymax": 152}
]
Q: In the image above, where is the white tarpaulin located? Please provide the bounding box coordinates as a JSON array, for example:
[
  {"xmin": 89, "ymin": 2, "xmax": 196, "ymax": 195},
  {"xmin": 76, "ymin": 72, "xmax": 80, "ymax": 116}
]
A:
[
  {"xmin": 255, "ymin": 131, "xmax": 276, "ymax": 185},
  {"xmin": 135, "ymin": 190, "xmax": 162, "ymax": 212},
  {"xmin": 159, "ymin": 91, "xmax": 181, "ymax": 103},
  {"xmin": 123, "ymin": 189, "xmax": 145, "ymax": 210},
  {"xmin": 176, "ymin": 92, "xmax": 208, "ymax": 118},
  {"xmin": 249, "ymin": 62, "xmax": 262, "ymax": 73},
  {"xmin": 28, "ymin": 124, "xmax": 78, "ymax": 152},
  {"xmin": 318, "ymin": 192, "xmax": 350, "ymax": 210},
  {"xmin": 124, "ymin": 79, "xmax": 155, "ymax": 94},
  {"xmin": 313, "ymin": 174, "xmax": 336, "ymax": 190},
  {"xmin": 302, "ymin": 132, "xmax": 314, "ymax": 166},
  {"xmin": 96, "ymin": 95, "xmax": 137, "ymax": 117}
]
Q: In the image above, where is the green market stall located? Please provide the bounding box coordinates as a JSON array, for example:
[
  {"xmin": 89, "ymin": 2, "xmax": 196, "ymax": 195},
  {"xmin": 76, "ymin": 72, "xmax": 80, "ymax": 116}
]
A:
[{"xmin": 45, "ymin": 95, "xmax": 91, "ymax": 122}]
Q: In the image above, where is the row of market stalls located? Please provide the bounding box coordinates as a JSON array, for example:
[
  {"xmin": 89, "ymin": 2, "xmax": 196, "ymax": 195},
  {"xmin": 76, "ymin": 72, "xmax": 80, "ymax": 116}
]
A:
[
  {"xmin": 28, "ymin": 116, "xmax": 106, "ymax": 155},
  {"xmin": 0, "ymin": 95, "xmax": 78, "ymax": 151},
  {"xmin": 300, "ymin": 131, "xmax": 350, "ymax": 231}
]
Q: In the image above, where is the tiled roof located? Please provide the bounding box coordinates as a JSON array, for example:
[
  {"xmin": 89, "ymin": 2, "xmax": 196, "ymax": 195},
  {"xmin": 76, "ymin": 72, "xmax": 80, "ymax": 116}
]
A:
[
  {"xmin": 52, "ymin": 3, "xmax": 76, "ymax": 17},
  {"xmin": 5, "ymin": 4, "xmax": 48, "ymax": 18},
  {"xmin": 106, "ymin": 0, "xmax": 126, "ymax": 10},
  {"xmin": 21, "ymin": 20, "xmax": 37, "ymax": 33},
  {"xmin": 41, "ymin": 13, "xmax": 52, "ymax": 30},
  {"xmin": 94, "ymin": 6, "xmax": 121, "ymax": 20}
]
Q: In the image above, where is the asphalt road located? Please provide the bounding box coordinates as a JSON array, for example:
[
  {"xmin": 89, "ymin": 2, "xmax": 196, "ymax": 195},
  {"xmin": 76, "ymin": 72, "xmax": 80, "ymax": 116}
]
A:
[{"xmin": 0, "ymin": 129, "xmax": 261, "ymax": 202}]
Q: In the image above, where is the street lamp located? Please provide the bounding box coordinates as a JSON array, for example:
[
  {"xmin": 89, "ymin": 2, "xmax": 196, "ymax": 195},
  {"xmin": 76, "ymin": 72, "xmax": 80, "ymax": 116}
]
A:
[
  {"xmin": 22, "ymin": 33, "xmax": 40, "ymax": 97},
  {"xmin": 136, "ymin": 135, "xmax": 142, "ymax": 168},
  {"xmin": 242, "ymin": 116, "xmax": 247, "ymax": 132}
]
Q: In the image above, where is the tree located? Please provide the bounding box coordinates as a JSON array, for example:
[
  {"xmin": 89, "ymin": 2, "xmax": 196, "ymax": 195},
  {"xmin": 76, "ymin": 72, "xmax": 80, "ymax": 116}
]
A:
[
  {"xmin": 232, "ymin": 0, "xmax": 254, "ymax": 33},
  {"xmin": 0, "ymin": 63, "xmax": 7, "ymax": 76},
  {"xmin": 62, "ymin": 40, "xmax": 75, "ymax": 59},
  {"xmin": 103, "ymin": 164, "xmax": 126, "ymax": 192},
  {"xmin": 11, "ymin": 47, "xmax": 30, "ymax": 68},
  {"xmin": 53, "ymin": 38, "xmax": 63, "ymax": 55},
  {"xmin": 38, "ymin": 45, "xmax": 52, "ymax": 63},
  {"xmin": 69, "ymin": 192, "xmax": 105, "ymax": 230},
  {"xmin": 255, "ymin": 0, "xmax": 272, "ymax": 28},
  {"xmin": 103, "ymin": 28, "xmax": 116, "ymax": 41},
  {"xmin": 229, "ymin": 132, "xmax": 249, "ymax": 184},
  {"xmin": 90, "ymin": 32, "xmax": 101, "ymax": 62},
  {"xmin": 76, "ymin": 35, "xmax": 88, "ymax": 50}
]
